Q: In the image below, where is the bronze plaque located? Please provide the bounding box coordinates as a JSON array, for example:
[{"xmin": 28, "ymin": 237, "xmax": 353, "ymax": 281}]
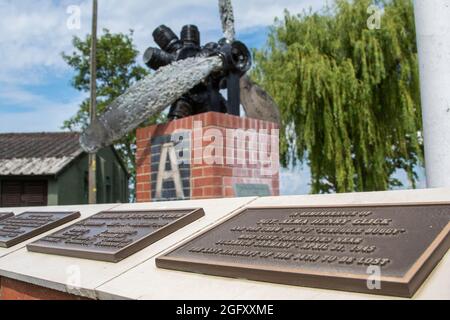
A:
[
  {"xmin": 0, "ymin": 211, "xmax": 80, "ymax": 248},
  {"xmin": 156, "ymin": 205, "xmax": 450, "ymax": 298},
  {"xmin": 0, "ymin": 212, "xmax": 14, "ymax": 222},
  {"xmin": 27, "ymin": 208, "xmax": 205, "ymax": 262},
  {"xmin": 234, "ymin": 184, "xmax": 271, "ymax": 197}
]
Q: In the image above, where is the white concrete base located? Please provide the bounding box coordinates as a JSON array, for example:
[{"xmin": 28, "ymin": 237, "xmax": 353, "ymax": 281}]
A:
[
  {"xmin": 0, "ymin": 198, "xmax": 255, "ymax": 299},
  {"xmin": 0, "ymin": 189, "xmax": 449, "ymax": 300},
  {"xmin": 96, "ymin": 189, "xmax": 450, "ymax": 300}
]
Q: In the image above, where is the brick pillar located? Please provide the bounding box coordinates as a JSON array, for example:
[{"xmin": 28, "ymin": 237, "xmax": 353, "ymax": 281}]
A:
[{"xmin": 136, "ymin": 112, "xmax": 279, "ymax": 202}]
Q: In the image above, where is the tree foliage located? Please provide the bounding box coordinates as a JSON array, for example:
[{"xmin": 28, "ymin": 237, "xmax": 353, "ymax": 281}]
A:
[
  {"xmin": 253, "ymin": 0, "xmax": 423, "ymax": 193},
  {"xmin": 62, "ymin": 29, "xmax": 164, "ymax": 200}
]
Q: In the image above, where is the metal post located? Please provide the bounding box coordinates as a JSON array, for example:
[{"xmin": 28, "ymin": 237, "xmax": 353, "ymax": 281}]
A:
[
  {"xmin": 88, "ymin": 0, "xmax": 98, "ymax": 204},
  {"xmin": 227, "ymin": 73, "xmax": 241, "ymax": 116},
  {"xmin": 414, "ymin": 0, "xmax": 450, "ymax": 188}
]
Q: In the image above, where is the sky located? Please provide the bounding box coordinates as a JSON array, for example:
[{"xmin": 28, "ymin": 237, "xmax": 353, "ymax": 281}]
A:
[
  {"xmin": 0, "ymin": 0, "xmax": 324, "ymax": 133},
  {"xmin": 0, "ymin": 0, "xmax": 426, "ymax": 195}
]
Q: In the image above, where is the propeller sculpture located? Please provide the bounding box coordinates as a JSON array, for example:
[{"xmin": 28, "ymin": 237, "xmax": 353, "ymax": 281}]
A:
[{"xmin": 80, "ymin": 0, "xmax": 280, "ymax": 154}]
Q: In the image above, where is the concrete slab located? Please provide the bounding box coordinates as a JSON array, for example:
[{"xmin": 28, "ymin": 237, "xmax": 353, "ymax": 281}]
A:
[
  {"xmin": 0, "ymin": 197, "xmax": 255, "ymax": 299},
  {"xmin": 96, "ymin": 189, "xmax": 450, "ymax": 300},
  {"xmin": 248, "ymin": 188, "xmax": 450, "ymax": 208}
]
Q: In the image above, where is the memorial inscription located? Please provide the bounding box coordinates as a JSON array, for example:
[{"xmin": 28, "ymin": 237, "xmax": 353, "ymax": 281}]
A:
[
  {"xmin": 0, "ymin": 212, "xmax": 14, "ymax": 222},
  {"xmin": 156, "ymin": 205, "xmax": 450, "ymax": 298},
  {"xmin": 0, "ymin": 211, "xmax": 80, "ymax": 248},
  {"xmin": 27, "ymin": 208, "xmax": 205, "ymax": 262}
]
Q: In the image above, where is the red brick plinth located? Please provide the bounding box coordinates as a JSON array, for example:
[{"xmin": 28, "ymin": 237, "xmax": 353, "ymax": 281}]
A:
[
  {"xmin": 136, "ymin": 112, "xmax": 280, "ymax": 202},
  {"xmin": 0, "ymin": 277, "xmax": 90, "ymax": 300}
]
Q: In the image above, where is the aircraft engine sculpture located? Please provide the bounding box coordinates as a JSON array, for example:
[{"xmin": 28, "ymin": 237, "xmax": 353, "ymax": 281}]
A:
[{"xmin": 80, "ymin": 0, "xmax": 280, "ymax": 153}]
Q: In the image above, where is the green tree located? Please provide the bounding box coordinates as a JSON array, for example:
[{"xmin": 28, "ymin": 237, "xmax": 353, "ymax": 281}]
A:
[
  {"xmin": 253, "ymin": 0, "xmax": 423, "ymax": 193},
  {"xmin": 62, "ymin": 29, "xmax": 164, "ymax": 200}
]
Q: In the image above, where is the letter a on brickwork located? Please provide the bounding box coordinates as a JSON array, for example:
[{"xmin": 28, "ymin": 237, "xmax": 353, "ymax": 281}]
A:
[{"xmin": 155, "ymin": 142, "xmax": 185, "ymax": 200}]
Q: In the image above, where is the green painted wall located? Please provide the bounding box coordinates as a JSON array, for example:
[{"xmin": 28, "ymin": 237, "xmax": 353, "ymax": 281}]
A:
[
  {"xmin": 47, "ymin": 178, "xmax": 58, "ymax": 206},
  {"xmin": 94, "ymin": 147, "xmax": 129, "ymax": 204},
  {"xmin": 57, "ymin": 147, "xmax": 129, "ymax": 205},
  {"xmin": 56, "ymin": 154, "xmax": 87, "ymax": 205}
]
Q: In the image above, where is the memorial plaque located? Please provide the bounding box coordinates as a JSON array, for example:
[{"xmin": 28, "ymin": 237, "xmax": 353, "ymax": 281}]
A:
[
  {"xmin": 0, "ymin": 212, "xmax": 14, "ymax": 222},
  {"xmin": 0, "ymin": 211, "xmax": 80, "ymax": 248},
  {"xmin": 156, "ymin": 204, "xmax": 450, "ymax": 298},
  {"xmin": 234, "ymin": 184, "xmax": 271, "ymax": 197},
  {"xmin": 27, "ymin": 208, "xmax": 205, "ymax": 262}
]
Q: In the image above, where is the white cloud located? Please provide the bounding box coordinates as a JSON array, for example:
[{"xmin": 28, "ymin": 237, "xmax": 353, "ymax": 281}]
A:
[
  {"xmin": 0, "ymin": 0, "xmax": 322, "ymax": 132},
  {"xmin": 0, "ymin": 0, "xmax": 82, "ymax": 84},
  {"xmin": 0, "ymin": 85, "xmax": 85, "ymax": 132},
  {"xmin": 0, "ymin": 103, "xmax": 78, "ymax": 132},
  {"xmin": 0, "ymin": 0, "xmax": 322, "ymax": 195},
  {"xmin": 0, "ymin": 0, "xmax": 322, "ymax": 85},
  {"xmin": 92, "ymin": 0, "xmax": 323, "ymax": 59}
]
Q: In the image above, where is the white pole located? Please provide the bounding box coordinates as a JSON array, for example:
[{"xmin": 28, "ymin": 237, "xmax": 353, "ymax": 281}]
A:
[
  {"xmin": 414, "ymin": 0, "xmax": 450, "ymax": 188},
  {"xmin": 89, "ymin": 0, "xmax": 98, "ymax": 204}
]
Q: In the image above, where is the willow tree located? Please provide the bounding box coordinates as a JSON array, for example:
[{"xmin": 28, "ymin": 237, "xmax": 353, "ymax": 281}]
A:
[{"xmin": 253, "ymin": 0, "xmax": 422, "ymax": 193}]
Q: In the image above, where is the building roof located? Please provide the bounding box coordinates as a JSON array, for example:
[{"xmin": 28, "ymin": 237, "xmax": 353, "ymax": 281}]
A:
[{"xmin": 0, "ymin": 132, "xmax": 84, "ymax": 176}]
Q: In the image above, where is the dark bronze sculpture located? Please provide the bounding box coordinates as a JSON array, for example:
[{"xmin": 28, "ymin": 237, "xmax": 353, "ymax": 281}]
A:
[{"xmin": 144, "ymin": 24, "xmax": 251, "ymax": 120}]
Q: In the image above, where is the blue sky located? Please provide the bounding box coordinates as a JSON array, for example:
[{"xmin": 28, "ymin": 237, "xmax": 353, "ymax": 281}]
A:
[
  {"xmin": 0, "ymin": 0, "xmax": 426, "ymax": 194},
  {"xmin": 0, "ymin": 0, "xmax": 323, "ymax": 133}
]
